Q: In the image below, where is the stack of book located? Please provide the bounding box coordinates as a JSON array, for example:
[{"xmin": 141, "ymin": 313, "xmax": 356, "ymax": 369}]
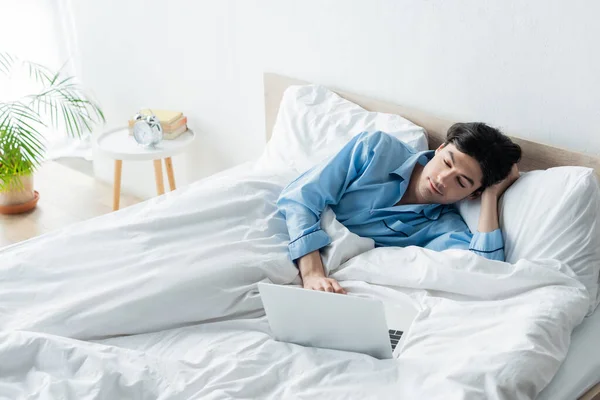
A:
[{"xmin": 128, "ymin": 109, "xmax": 188, "ymax": 140}]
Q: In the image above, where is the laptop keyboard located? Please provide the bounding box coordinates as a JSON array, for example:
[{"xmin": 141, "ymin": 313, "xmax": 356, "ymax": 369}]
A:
[{"xmin": 389, "ymin": 329, "xmax": 404, "ymax": 351}]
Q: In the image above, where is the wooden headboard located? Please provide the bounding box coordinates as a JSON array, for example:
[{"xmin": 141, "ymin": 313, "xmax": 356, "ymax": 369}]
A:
[{"xmin": 264, "ymin": 72, "xmax": 600, "ymax": 177}]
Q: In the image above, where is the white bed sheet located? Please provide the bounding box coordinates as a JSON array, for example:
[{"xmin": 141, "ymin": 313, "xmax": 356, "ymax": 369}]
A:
[
  {"xmin": 538, "ymin": 307, "xmax": 600, "ymax": 400},
  {"xmin": 0, "ymin": 161, "xmax": 593, "ymax": 400}
]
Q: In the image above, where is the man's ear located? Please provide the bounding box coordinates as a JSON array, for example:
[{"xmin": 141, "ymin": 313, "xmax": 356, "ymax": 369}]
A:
[
  {"xmin": 435, "ymin": 142, "xmax": 446, "ymax": 155},
  {"xmin": 468, "ymin": 188, "xmax": 483, "ymax": 200}
]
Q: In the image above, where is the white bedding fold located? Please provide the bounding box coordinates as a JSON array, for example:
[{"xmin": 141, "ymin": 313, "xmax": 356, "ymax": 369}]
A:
[
  {"xmin": 332, "ymin": 248, "xmax": 588, "ymax": 399},
  {"xmin": 0, "ymin": 165, "xmax": 298, "ymax": 339}
]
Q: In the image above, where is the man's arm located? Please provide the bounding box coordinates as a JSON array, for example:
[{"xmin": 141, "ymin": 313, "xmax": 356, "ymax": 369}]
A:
[
  {"xmin": 478, "ymin": 164, "xmax": 520, "ymax": 232},
  {"xmin": 426, "ymin": 214, "xmax": 506, "ymax": 261},
  {"xmin": 467, "ymin": 164, "xmax": 520, "ymax": 260},
  {"xmin": 277, "ymin": 131, "xmax": 375, "ymax": 260},
  {"xmin": 477, "ymin": 191, "xmax": 501, "ymax": 233},
  {"xmin": 277, "ymin": 131, "xmax": 392, "ymax": 292}
]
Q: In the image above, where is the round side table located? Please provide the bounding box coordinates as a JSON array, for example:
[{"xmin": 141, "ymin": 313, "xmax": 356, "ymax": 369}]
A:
[{"xmin": 95, "ymin": 127, "xmax": 196, "ymax": 210}]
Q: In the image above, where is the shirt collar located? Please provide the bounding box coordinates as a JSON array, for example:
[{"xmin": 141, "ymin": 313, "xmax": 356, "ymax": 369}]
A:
[
  {"xmin": 390, "ymin": 150, "xmax": 435, "ymax": 181},
  {"xmin": 390, "ymin": 150, "xmax": 444, "ymax": 220}
]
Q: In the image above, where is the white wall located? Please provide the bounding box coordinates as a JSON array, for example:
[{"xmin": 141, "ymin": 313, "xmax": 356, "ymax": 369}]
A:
[
  {"xmin": 0, "ymin": 0, "xmax": 65, "ymax": 70},
  {"xmin": 65, "ymin": 0, "xmax": 600, "ymax": 199}
]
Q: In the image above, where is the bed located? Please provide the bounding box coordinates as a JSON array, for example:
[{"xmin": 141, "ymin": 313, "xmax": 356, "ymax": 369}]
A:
[
  {"xmin": 263, "ymin": 73, "xmax": 600, "ymax": 400},
  {"xmin": 0, "ymin": 73, "xmax": 598, "ymax": 400}
]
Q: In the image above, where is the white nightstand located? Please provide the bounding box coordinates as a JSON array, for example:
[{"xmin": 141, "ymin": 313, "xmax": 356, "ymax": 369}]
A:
[{"xmin": 95, "ymin": 127, "xmax": 196, "ymax": 210}]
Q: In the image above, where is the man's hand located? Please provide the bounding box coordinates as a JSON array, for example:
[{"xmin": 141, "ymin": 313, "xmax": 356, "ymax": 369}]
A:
[
  {"xmin": 302, "ymin": 275, "xmax": 347, "ymax": 294},
  {"xmin": 483, "ymin": 164, "xmax": 520, "ymax": 199},
  {"xmin": 296, "ymin": 250, "xmax": 347, "ymax": 294}
]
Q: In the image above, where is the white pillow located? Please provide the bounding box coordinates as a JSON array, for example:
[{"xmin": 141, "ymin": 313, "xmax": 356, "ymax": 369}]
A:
[
  {"xmin": 457, "ymin": 167, "xmax": 600, "ymax": 315},
  {"xmin": 257, "ymin": 84, "xmax": 429, "ymax": 173}
]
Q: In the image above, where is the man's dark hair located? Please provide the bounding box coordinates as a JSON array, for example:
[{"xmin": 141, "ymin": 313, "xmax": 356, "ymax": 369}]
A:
[{"xmin": 445, "ymin": 122, "xmax": 522, "ymax": 190}]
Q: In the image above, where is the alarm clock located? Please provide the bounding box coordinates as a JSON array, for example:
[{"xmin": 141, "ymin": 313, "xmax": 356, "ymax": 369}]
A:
[{"xmin": 132, "ymin": 110, "xmax": 163, "ymax": 147}]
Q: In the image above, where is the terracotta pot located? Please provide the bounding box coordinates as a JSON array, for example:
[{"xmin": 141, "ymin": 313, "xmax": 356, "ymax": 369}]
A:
[{"xmin": 0, "ymin": 174, "xmax": 38, "ymax": 214}]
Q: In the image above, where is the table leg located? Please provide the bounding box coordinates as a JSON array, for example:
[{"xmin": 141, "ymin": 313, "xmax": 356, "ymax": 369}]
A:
[
  {"xmin": 154, "ymin": 159, "xmax": 165, "ymax": 195},
  {"xmin": 113, "ymin": 160, "xmax": 122, "ymax": 211},
  {"xmin": 165, "ymin": 157, "xmax": 176, "ymax": 191}
]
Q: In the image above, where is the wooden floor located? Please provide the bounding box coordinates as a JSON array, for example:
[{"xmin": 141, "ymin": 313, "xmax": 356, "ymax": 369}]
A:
[{"xmin": 0, "ymin": 161, "xmax": 141, "ymax": 248}]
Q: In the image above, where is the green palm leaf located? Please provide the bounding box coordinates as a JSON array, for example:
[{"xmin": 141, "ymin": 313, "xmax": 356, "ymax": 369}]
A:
[{"xmin": 0, "ymin": 52, "xmax": 105, "ymax": 191}]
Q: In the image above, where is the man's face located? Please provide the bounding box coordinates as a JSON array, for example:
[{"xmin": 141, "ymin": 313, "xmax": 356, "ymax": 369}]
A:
[{"xmin": 416, "ymin": 143, "xmax": 484, "ymax": 204}]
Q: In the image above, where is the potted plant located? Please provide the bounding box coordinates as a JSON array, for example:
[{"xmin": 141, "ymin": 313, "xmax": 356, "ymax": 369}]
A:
[{"xmin": 0, "ymin": 53, "xmax": 105, "ymax": 214}]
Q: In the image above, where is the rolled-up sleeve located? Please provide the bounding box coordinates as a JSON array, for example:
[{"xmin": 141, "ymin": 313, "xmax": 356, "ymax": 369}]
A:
[
  {"xmin": 427, "ymin": 209, "xmax": 506, "ymax": 262},
  {"xmin": 276, "ymin": 131, "xmax": 382, "ymax": 261},
  {"xmin": 468, "ymin": 229, "xmax": 505, "ymax": 261},
  {"xmin": 287, "ymin": 230, "xmax": 331, "ymax": 261}
]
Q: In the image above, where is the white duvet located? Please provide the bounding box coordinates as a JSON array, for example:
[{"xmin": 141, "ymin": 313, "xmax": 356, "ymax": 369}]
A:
[{"xmin": 0, "ymin": 163, "xmax": 590, "ymax": 400}]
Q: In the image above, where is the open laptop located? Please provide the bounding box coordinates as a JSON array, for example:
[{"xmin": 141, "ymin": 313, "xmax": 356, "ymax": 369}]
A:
[{"xmin": 258, "ymin": 282, "xmax": 418, "ymax": 359}]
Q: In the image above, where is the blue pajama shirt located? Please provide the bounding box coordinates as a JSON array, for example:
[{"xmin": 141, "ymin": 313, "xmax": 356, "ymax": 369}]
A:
[{"xmin": 277, "ymin": 131, "xmax": 504, "ymax": 262}]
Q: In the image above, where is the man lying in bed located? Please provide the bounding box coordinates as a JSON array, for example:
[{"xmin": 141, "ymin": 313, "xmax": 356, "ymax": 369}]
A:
[{"xmin": 277, "ymin": 122, "xmax": 522, "ymax": 294}]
